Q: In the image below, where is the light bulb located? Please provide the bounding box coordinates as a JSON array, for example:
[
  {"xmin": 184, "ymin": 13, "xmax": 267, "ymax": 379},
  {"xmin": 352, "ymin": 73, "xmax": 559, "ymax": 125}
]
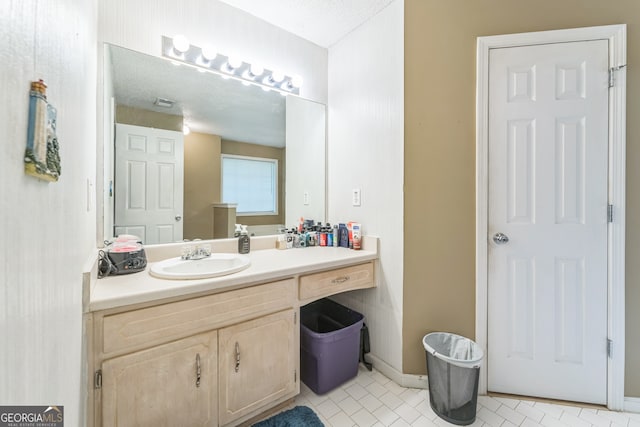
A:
[
  {"xmin": 201, "ymin": 46, "xmax": 217, "ymax": 61},
  {"xmin": 271, "ymin": 70, "xmax": 285, "ymax": 83},
  {"xmin": 183, "ymin": 125, "xmax": 190, "ymax": 135},
  {"xmin": 172, "ymin": 35, "xmax": 190, "ymax": 53},
  {"xmin": 228, "ymin": 57, "xmax": 243, "ymax": 69},
  {"xmin": 250, "ymin": 64, "xmax": 264, "ymax": 77}
]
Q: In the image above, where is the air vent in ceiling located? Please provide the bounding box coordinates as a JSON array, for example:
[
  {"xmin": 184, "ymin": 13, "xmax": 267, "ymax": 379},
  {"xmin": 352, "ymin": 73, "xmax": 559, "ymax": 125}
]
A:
[{"xmin": 154, "ymin": 97, "xmax": 175, "ymax": 108}]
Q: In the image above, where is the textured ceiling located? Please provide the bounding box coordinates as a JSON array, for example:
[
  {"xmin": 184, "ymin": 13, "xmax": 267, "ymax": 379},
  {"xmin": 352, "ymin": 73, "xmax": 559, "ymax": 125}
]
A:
[
  {"xmin": 217, "ymin": 0, "xmax": 397, "ymax": 47},
  {"xmin": 109, "ymin": 45, "xmax": 286, "ymax": 147}
]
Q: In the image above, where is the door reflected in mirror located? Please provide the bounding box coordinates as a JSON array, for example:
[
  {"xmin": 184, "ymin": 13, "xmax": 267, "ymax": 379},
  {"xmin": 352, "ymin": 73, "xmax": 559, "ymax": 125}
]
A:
[{"xmin": 102, "ymin": 44, "xmax": 326, "ymax": 245}]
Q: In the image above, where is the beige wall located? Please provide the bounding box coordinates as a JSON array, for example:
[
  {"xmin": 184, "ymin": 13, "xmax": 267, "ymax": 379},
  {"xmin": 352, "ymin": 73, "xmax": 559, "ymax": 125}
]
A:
[
  {"xmin": 222, "ymin": 140, "xmax": 285, "ymax": 227},
  {"xmin": 403, "ymin": 0, "xmax": 640, "ymax": 396},
  {"xmin": 184, "ymin": 132, "xmax": 221, "ymax": 240},
  {"xmin": 115, "ymin": 105, "xmax": 182, "ymax": 131},
  {"xmin": 183, "ymin": 136, "xmax": 285, "ymax": 238}
]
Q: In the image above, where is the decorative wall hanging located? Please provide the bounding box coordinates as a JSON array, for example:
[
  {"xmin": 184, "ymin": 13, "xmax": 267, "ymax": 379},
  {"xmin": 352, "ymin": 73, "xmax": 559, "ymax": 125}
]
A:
[{"xmin": 24, "ymin": 79, "xmax": 60, "ymax": 182}]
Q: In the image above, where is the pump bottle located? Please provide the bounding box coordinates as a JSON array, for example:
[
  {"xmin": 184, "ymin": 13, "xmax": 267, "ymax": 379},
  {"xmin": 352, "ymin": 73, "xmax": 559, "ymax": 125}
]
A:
[{"xmin": 238, "ymin": 225, "xmax": 250, "ymax": 254}]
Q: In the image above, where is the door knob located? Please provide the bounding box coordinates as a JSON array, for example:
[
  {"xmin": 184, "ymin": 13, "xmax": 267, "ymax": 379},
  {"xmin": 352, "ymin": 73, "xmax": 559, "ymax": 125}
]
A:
[
  {"xmin": 493, "ymin": 233, "xmax": 509, "ymax": 244},
  {"xmin": 175, "ymin": 215, "xmax": 182, "ymax": 222}
]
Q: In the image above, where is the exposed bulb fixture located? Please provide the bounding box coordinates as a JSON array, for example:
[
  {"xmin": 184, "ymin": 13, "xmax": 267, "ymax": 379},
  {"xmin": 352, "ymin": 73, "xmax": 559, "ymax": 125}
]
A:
[
  {"xmin": 263, "ymin": 70, "xmax": 286, "ymax": 86},
  {"xmin": 223, "ymin": 56, "xmax": 243, "ymax": 74},
  {"xmin": 271, "ymin": 71, "xmax": 285, "ymax": 83},
  {"xmin": 250, "ymin": 64, "xmax": 264, "ymax": 77},
  {"xmin": 284, "ymin": 76, "xmax": 303, "ymax": 91},
  {"xmin": 228, "ymin": 57, "xmax": 243, "ymax": 69},
  {"xmin": 172, "ymin": 35, "xmax": 190, "ymax": 53},
  {"xmin": 161, "ymin": 36, "xmax": 302, "ymax": 95},
  {"xmin": 201, "ymin": 46, "xmax": 217, "ymax": 61},
  {"xmin": 243, "ymin": 63, "xmax": 264, "ymax": 80},
  {"xmin": 183, "ymin": 124, "xmax": 190, "ymax": 135}
]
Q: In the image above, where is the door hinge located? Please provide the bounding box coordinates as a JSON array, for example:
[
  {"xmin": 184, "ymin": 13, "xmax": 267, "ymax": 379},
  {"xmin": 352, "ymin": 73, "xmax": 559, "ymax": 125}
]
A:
[
  {"xmin": 607, "ymin": 339, "xmax": 613, "ymax": 358},
  {"xmin": 294, "ymin": 312, "xmax": 297, "ymax": 325},
  {"xmin": 609, "ymin": 65, "xmax": 627, "ymax": 88},
  {"xmin": 608, "ymin": 204, "xmax": 614, "ymax": 223},
  {"xmin": 94, "ymin": 369, "xmax": 102, "ymax": 389},
  {"xmin": 294, "ymin": 369, "xmax": 297, "ymax": 382}
]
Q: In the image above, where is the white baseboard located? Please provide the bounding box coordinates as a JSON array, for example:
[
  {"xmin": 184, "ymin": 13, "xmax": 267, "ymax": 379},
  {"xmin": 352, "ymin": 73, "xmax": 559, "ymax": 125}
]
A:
[
  {"xmin": 367, "ymin": 354, "xmax": 429, "ymax": 389},
  {"xmin": 624, "ymin": 397, "xmax": 640, "ymax": 414}
]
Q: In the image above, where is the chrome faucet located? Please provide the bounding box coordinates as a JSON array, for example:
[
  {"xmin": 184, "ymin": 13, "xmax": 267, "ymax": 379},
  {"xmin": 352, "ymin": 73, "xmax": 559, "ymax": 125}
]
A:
[{"xmin": 181, "ymin": 243, "xmax": 212, "ymax": 260}]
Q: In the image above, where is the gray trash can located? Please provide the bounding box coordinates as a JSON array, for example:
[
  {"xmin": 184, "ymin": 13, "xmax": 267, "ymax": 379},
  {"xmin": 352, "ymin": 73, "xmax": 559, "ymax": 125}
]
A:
[{"xmin": 423, "ymin": 332, "xmax": 484, "ymax": 425}]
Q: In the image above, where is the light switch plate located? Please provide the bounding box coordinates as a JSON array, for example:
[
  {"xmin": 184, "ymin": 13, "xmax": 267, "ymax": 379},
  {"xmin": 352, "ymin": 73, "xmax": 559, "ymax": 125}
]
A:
[
  {"xmin": 352, "ymin": 188, "xmax": 361, "ymax": 206},
  {"xmin": 303, "ymin": 191, "xmax": 310, "ymax": 205}
]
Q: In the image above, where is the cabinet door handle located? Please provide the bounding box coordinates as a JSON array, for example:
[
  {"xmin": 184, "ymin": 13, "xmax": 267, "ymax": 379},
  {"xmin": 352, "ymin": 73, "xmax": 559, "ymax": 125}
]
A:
[
  {"xmin": 195, "ymin": 353, "xmax": 201, "ymax": 388},
  {"xmin": 331, "ymin": 276, "xmax": 350, "ymax": 284},
  {"xmin": 235, "ymin": 342, "xmax": 240, "ymax": 373}
]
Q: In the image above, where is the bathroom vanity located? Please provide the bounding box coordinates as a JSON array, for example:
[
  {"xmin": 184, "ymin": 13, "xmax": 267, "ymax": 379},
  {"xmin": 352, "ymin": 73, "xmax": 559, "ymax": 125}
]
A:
[{"xmin": 85, "ymin": 236, "xmax": 377, "ymax": 427}]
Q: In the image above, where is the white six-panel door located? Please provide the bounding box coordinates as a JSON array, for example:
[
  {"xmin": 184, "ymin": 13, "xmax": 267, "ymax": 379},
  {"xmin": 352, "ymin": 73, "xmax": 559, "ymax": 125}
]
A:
[
  {"xmin": 487, "ymin": 40, "xmax": 609, "ymax": 404},
  {"xmin": 114, "ymin": 124, "xmax": 184, "ymax": 244}
]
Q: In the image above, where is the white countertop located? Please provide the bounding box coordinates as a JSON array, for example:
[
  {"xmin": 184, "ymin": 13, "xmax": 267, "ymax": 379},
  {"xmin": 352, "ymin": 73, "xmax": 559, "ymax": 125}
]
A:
[{"xmin": 90, "ymin": 239, "xmax": 378, "ymax": 312}]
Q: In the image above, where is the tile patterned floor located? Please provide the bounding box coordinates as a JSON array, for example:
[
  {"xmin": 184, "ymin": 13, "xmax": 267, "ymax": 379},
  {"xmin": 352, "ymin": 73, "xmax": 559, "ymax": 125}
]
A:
[{"xmin": 294, "ymin": 366, "xmax": 640, "ymax": 427}]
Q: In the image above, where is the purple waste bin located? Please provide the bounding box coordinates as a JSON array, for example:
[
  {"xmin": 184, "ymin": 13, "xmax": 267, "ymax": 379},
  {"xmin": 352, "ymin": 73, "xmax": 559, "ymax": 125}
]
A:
[{"xmin": 300, "ymin": 298, "xmax": 364, "ymax": 394}]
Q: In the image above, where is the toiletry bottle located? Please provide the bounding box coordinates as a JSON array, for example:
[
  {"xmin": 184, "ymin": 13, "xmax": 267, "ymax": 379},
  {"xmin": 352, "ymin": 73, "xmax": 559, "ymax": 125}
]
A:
[
  {"xmin": 238, "ymin": 225, "xmax": 250, "ymax": 254},
  {"xmin": 319, "ymin": 227, "xmax": 327, "ymax": 246},
  {"xmin": 286, "ymin": 229, "xmax": 294, "ymax": 249},
  {"xmin": 327, "ymin": 224, "xmax": 334, "ymax": 247},
  {"xmin": 339, "ymin": 223, "xmax": 349, "ymax": 248},
  {"xmin": 305, "ymin": 231, "xmax": 312, "ymax": 247},
  {"xmin": 277, "ymin": 234, "xmax": 287, "ymax": 250},
  {"xmin": 234, "ymin": 223, "xmax": 242, "ymax": 238},
  {"xmin": 347, "ymin": 222, "xmax": 355, "ymax": 249},
  {"xmin": 333, "ymin": 225, "xmax": 339, "ymax": 247},
  {"xmin": 352, "ymin": 223, "xmax": 362, "ymax": 250}
]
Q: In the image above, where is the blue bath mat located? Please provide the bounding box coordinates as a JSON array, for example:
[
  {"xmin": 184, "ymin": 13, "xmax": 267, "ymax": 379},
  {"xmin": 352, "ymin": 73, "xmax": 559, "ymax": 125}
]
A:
[{"xmin": 252, "ymin": 406, "xmax": 324, "ymax": 427}]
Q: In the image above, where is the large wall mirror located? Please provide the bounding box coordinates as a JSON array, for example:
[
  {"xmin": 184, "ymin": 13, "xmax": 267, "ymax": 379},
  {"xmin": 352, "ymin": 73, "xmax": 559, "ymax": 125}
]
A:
[{"xmin": 102, "ymin": 44, "xmax": 326, "ymax": 245}]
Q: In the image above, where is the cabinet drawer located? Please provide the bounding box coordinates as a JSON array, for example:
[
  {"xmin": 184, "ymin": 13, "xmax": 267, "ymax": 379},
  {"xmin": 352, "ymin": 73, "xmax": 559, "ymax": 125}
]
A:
[
  {"xmin": 299, "ymin": 262, "xmax": 374, "ymax": 302},
  {"xmin": 102, "ymin": 279, "xmax": 295, "ymax": 355}
]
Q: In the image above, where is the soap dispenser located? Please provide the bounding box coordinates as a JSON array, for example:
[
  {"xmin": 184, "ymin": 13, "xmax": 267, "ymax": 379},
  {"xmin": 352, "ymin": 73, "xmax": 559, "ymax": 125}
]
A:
[{"xmin": 238, "ymin": 225, "xmax": 250, "ymax": 254}]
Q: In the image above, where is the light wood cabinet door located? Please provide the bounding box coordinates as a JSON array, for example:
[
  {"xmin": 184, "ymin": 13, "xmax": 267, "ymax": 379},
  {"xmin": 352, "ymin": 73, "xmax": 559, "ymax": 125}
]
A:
[
  {"xmin": 102, "ymin": 332, "xmax": 217, "ymax": 427},
  {"xmin": 218, "ymin": 309, "xmax": 297, "ymax": 426}
]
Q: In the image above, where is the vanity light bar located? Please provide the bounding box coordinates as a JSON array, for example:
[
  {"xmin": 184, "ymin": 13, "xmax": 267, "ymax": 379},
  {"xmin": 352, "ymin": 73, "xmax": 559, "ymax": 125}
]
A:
[{"xmin": 161, "ymin": 36, "xmax": 301, "ymax": 95}]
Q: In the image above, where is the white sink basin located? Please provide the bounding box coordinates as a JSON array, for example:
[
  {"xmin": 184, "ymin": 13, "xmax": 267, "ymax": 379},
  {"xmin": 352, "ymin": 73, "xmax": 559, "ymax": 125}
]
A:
[{"xmin": 149, "ymin": 253, "xmax": 251, "ymax": 280}]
